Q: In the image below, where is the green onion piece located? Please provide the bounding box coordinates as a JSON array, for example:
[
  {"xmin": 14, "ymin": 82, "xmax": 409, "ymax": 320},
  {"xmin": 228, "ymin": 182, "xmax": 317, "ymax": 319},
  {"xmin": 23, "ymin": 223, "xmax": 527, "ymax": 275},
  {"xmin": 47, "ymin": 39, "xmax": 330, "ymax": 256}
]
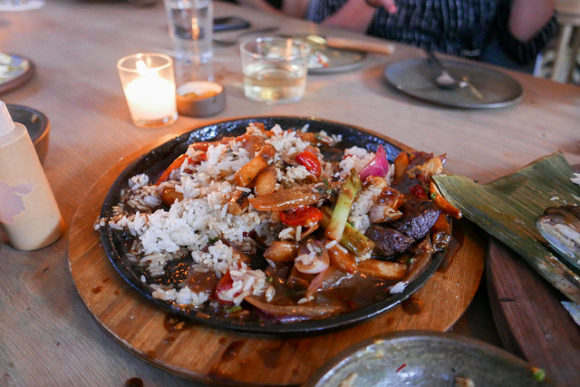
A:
[
  {"xmin": 532, "ymin": 367, "xmax": 546, "ymax": 382},
  {"xmin": 321, "ymin": 207, "xmax": 374, "ymax": 257},
  {"xmin": 325, "ymin": 170, "xmax": 362, "ymax": 241},
  {"xmin": 225, "ymin": 305, "xmax": 242, "ymax": 313}
]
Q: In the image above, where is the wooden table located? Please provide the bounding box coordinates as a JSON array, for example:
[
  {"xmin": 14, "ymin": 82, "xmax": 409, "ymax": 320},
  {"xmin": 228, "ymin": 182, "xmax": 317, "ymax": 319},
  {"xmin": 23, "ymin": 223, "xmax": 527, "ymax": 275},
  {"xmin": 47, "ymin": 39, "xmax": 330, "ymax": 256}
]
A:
[{"xmin": 1, "ymin": 1, "xmax": 579, "ymax": 386}]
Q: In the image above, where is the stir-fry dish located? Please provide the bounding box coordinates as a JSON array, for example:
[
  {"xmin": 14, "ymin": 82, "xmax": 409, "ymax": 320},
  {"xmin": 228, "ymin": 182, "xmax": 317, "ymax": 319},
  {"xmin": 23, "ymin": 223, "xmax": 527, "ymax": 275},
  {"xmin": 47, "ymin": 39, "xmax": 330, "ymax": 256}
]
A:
[{"xmin": 96, "ymin": 123, "xmax": 461, "ymax": 323}]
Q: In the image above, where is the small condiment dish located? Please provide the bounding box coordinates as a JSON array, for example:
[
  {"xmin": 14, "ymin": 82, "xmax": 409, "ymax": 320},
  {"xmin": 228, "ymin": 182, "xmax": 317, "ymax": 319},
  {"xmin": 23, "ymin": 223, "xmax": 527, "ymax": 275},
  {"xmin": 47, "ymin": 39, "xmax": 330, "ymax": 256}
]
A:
[{"xmin": 176, "ymin": 81, "xmax": 226, "ymax": 117}]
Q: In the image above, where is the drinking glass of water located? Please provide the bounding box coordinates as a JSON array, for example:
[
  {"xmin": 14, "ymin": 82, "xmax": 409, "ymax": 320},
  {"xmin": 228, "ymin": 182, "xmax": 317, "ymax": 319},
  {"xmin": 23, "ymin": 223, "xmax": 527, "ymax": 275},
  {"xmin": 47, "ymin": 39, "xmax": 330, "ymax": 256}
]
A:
[
  {"xmin": 163, "ymin": 0, "xmax": 213, "ymax": 63},
  {"xmin": 239, "ymin": 37, "xmax": 310, "ymax": 104}
]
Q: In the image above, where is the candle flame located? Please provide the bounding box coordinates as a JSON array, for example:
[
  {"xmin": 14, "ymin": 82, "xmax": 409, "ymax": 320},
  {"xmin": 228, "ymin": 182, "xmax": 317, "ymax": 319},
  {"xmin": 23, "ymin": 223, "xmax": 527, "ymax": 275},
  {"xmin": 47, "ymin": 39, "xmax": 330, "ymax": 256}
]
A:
[
  {"xmin": 136, "ymin": 59, "xmax": 148, "ymax": 74},
  {"xmin": 191, "ymin": 17, "xmax": 200, "ymax": 40}
]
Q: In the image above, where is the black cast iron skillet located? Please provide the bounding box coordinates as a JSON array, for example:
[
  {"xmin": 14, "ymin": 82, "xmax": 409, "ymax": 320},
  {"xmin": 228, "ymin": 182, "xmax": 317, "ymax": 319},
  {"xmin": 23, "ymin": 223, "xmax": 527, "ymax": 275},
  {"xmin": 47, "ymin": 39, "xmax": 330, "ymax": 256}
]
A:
[{"xmin": 98, "ymin": 116, "xmax": 445, "ymax": 335}]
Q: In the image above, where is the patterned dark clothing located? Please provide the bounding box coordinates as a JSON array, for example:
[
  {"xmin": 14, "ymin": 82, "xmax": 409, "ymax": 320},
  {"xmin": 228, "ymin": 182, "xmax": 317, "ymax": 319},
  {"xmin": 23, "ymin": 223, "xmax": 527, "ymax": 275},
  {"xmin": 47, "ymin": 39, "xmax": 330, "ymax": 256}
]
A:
[{"xmin": 308, "ymin": 0, "xmax": 557, "ymax": 64}]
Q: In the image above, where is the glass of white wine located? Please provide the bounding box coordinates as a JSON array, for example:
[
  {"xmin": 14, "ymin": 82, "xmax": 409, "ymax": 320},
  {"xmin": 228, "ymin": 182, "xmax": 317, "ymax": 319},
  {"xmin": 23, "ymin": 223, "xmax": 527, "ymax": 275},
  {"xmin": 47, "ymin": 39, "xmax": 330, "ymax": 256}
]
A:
[{"xmin": 239, "ymin": 37, "xmax": 310, "ymax": 104}]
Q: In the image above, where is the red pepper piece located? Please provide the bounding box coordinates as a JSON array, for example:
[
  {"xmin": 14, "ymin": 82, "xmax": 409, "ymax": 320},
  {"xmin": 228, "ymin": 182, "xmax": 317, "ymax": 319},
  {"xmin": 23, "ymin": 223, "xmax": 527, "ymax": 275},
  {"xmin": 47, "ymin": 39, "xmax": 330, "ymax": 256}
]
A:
[
  {"xmin": 281, "ymin": 206, "xmax": 323, "ymax": 227},
  {"xmin": 295, "ymin": 148, "xmax": 321, "ymax": 177}
]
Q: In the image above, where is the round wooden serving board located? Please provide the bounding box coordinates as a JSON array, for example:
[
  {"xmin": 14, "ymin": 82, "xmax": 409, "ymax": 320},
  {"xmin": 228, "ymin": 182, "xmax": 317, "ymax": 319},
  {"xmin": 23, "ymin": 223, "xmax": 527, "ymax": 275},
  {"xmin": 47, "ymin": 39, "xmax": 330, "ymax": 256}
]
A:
[{"xmin": 68, "ymin": 134, "xmax": 486, "ymax": 386}]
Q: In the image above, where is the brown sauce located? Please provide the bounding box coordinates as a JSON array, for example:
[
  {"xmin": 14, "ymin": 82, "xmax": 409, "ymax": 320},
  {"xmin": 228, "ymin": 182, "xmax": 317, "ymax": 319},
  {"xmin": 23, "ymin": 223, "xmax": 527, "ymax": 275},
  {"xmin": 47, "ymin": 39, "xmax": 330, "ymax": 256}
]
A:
[
  {"xmin": 438, "ymin": 226, "xmax": 464, "ymax": 273},
  {"xmin": 163, "ymin": 313, "xmax": 188, "ymax": 332},
  {"xmin": 124, "ymin": 378, "xmax": 143, "ymax": 387},
  {"xmin": 258, "ymin": 342, "xmax": 284, "ymax": 368},
  {"xmin": 401, "ymin": 295, "xmax": 423, "ymax": 315},
  {"xmin": 163, "ymin": 336, "xmax": 176, "ymax": 345},
  {"xmin": 91, "ymin": 286, "xmax": 103, "ymax": 294},
  {"xmin": 220, "ymin": 340, "xmax": 245, "ymax": 362},
  {"xmin": 209, "ymin": 365, "xmax": 231, "ymax": 380}
]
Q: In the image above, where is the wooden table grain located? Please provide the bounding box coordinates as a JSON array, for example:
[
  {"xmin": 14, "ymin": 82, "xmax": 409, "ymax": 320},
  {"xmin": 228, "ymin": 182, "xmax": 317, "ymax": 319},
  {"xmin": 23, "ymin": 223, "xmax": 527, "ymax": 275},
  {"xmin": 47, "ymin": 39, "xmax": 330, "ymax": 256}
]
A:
[{"xmin": 1, "ymin": 1, "xmax": 579, "ymax": 386}]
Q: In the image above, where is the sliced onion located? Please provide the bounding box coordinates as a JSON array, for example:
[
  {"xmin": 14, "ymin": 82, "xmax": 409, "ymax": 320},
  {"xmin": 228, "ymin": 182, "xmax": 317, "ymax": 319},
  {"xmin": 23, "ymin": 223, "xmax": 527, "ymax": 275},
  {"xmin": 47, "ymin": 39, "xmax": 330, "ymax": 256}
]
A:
[
  {"xmin": 359, "ymin": 145, "xmax": 389, "ymax": 181},
  {"xmin": 295, "ymin": 249, "xmax": 329, "ymax": 274},
  {"xmin": 244, "ymin": 296, "xmax": 344, "ymax": 319},
  {"xmin": 306, "ymin": 266, "xmax": 344, "ymax": 297}
]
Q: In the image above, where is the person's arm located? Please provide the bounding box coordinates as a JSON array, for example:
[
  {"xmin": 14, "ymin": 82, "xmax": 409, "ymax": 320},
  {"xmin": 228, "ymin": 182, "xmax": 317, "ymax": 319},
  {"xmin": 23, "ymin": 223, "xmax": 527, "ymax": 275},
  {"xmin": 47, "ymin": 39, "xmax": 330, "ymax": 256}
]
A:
[
  {"xmin": 236, "ymin": 0, "xmax": 284, "ymax": 14},
  {"xmin": 282, "ymin": 0, "xmax": 309, "ymax": 18},
  {"xmin": 319, "ymin": 0, "xmax": 397, "ymax": 33},
  {"xmin": 508, "ymin": 0, "xmax": 555, "ymax": 42},
  {"xmin": 494, "ymin": 0, "xmax": 557, "ymax": 64},
  {"xmin": 236, "ymin": 0, "xmax": 310, "ymax": 18}
]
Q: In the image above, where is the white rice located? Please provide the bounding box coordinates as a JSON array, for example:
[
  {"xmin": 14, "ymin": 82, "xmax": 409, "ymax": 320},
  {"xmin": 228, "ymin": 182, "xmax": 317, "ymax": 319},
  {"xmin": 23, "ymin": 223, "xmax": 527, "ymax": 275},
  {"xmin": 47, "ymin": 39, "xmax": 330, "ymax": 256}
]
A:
[
  {"xmin": 267, "ymin": 124, "xmax": 310, "ymax": 162},
  {"xmin": 325, "ymin": 240, "xmax": 338, "ymax": 249},
  {"xmin": 151, "ymin": 284, "xmax": 209, "ymax": 307},
  {"xmin": 349, "ymin": 178, "xmax": 388, "ymax": 233},
  {"xmin": 175, "ymin": 287, "xmax": 210, "ymax": 306},
  {"xmin": 191, "ymin": 240, "xmax": 235, "ymax": 276},
  {"xmin": 339, "ymin": 146, "xmax": 374, "ymax": 179},
  {"xmin": 389, "ymin": 281, "xmax": 407, "ymax": 294},
  {"xmin": 128, "ymin": 174, "xmax": 150, "ymax": 191},
  {"xmin": 297, "ymin": 295, "xmax": 314, "ymax": 304},
  {"xmin": 278, "ymin": 227, "xmax": 295, "ymax": 240},
  {"xmin": 296, "ymin": 226, "xmax": 302, "ymax": 241},
  {"xmin": 196, "ymin": 144, "xmax": 251, "ymax": 178},
  {"xmin": 100, "ymin": 123, "xmax": 353, "ymax": 310},
  {"xmin": 217, "ymin": 264, "xmax": 275, "ymax": 305},
  {"xmin": 280, "ymin": 165, "xmax": 311, "ymax": 185}
]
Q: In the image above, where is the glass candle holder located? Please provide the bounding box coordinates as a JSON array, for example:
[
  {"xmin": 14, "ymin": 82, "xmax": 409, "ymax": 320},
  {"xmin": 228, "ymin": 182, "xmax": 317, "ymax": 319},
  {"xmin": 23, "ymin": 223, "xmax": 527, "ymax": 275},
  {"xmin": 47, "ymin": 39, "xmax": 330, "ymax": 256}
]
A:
[{"xmin": 117, "ymin": 53, "xmax": 177, "ymax": 128}]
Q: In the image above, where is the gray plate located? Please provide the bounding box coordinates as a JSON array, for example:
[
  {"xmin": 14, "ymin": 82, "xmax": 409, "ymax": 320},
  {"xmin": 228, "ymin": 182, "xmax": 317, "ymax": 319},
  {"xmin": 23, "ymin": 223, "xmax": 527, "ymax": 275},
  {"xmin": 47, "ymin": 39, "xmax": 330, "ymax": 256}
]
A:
[
  {"xmin": 308, "ymin": 331, "xmax": 550, "ymax": 386},
  {"xmin": 285, "ymin": 35, "xmax": 368, "ymax": 74},
  {"xmin": 385, "ymin": 58, "xmax": 523, "ymax": 109}
]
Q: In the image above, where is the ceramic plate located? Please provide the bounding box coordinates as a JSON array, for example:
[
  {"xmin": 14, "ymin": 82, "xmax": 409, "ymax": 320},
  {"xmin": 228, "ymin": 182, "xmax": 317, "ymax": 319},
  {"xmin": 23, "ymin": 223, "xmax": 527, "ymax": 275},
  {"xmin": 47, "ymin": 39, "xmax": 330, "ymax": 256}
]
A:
[
  {"xmin": 0, "ymin": 53, "xmax": 34, "ymax": 95},
  {"xmin": 309, "ymin": 47, "xmax": 367, "ymax": 74},
  {"xmin": 98, "ymin": 117, "xmax": 446, "ymax": 335},
  {"xmin": 385, "ymin": 58, "xmax": 523, "ymax": 109},
  {"xmin": 286, "ymin": 35, "xmax": 367, "ymax": 74},
  {"xmin": 308, "ymin": 331, "xmax": 550, "ymax": 386}
]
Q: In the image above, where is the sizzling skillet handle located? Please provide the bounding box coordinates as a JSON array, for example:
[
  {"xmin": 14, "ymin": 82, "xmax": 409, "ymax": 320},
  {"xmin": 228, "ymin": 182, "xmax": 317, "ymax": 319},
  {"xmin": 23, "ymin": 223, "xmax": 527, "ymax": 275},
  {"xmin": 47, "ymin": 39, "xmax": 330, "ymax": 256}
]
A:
[{"xmin": 325, "ymin": 37, "xmax": 395, "ymax": 55}]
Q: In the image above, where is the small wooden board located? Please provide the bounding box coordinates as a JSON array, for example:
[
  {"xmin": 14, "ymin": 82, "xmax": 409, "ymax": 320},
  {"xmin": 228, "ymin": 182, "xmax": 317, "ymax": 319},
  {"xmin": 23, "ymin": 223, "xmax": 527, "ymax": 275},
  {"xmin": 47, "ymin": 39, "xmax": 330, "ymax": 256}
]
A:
[
  {"xmin": 68, "ymin": 140, "xmax": 486, "ymax": 385},
  {"xmin": 487, "ymin": 239, "xmax": 580, "ymax": 387}
]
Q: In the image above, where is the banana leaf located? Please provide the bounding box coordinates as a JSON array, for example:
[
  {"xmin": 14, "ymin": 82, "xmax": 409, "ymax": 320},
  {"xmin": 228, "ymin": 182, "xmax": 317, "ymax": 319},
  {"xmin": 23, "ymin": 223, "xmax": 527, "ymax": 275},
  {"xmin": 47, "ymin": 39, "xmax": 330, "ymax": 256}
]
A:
[{"xmin": 433, "ymin": 152, "xmax": 580, "ymax": 303}]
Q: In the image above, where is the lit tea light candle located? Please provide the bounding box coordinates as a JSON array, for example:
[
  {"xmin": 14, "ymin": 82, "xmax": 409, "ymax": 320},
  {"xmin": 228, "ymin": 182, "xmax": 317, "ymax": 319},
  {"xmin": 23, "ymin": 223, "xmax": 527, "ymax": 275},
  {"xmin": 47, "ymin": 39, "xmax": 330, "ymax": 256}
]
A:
[{"xmin": 117, "ymin": 53, "xmax": 177, "ymax": 127}]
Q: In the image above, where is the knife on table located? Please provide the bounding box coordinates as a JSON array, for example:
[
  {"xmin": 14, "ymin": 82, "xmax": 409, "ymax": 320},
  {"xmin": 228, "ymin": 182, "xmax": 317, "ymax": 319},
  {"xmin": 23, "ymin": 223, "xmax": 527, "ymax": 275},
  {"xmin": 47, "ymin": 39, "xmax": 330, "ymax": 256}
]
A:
[{"xmin": 307, "ymin": 35, "xmax": 395, "ymax": 55}]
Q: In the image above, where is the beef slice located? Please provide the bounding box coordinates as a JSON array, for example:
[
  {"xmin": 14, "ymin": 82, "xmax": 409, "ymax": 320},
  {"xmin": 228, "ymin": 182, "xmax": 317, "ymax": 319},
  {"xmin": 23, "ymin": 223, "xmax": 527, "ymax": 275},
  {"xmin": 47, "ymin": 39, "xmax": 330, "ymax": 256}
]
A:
[
  {"xmin": 392, "ymin": 200, "xmax": 440, "ymax": 240},
  {"xmin": 365, "ymin": 225, "xmax": 414, "ymax": 256}
]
